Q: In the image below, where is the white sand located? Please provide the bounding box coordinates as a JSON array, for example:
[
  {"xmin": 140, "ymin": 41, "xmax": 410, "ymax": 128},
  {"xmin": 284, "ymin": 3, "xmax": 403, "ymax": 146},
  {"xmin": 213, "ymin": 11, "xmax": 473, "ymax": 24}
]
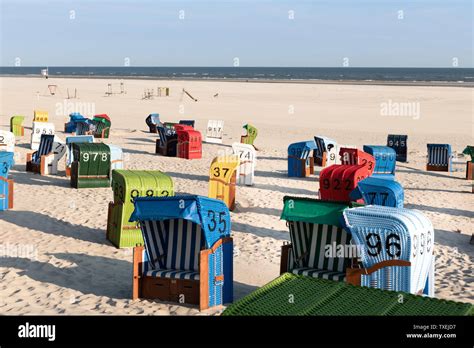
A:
[{"xmin": 0, "ymin": 76, "xmax": 472, "ymax": 315}]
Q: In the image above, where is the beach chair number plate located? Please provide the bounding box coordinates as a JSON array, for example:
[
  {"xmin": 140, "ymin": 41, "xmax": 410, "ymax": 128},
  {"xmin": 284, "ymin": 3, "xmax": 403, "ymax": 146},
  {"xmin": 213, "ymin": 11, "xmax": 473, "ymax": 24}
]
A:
[
  {"xmin": 207, "ymin": 210, "xmax": 226, "ymax": 233},
  {"xmin": 82, "ymin": 153, "xmax": 109, "ymax": 162},
  {"xmin": 2, "ymin": 163, "xmax": 8, "ymax": 174},
  {"xmin": 213, "ymin": 167, "xmax": 230, "ymax": 178},
  {"xmin": 321, "ymin": 178, "xmax": 353, "ymax": 191},
  {"xmin": 365, "ymin": 233, "xmax": 401, "ymax": 257}
]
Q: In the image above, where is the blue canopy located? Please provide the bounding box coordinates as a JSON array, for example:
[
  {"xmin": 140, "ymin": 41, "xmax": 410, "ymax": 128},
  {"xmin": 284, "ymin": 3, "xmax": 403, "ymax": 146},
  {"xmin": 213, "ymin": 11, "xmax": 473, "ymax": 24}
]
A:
[
  {"xmin": 130, "ymin": 195, "xmax": 231, "ymax": 248},
  {"xmin": 69, "ymin": 113, "xmax": 88, "ymax": 122}
]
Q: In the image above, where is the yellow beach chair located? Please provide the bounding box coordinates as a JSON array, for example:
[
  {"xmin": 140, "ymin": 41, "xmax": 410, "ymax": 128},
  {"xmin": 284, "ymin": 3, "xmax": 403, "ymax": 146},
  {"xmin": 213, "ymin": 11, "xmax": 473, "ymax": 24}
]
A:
[{"xmin": 208, "ymin": 155, "xmax": 240, "ymax": 210}]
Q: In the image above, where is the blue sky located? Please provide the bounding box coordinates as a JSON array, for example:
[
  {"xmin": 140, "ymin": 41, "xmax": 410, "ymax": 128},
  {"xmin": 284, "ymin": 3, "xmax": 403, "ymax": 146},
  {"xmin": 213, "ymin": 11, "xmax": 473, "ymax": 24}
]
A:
[{"xmin": 0, "ymin": 0, "xmax": 472, "ymax": 67}]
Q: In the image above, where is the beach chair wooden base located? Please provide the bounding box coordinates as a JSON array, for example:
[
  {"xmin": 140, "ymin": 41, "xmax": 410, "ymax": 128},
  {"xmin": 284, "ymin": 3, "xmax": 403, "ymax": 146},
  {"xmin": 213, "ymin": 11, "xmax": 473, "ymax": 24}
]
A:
[
  {"xmin": 133, "ymin": 236, "xmax": 233, "ymax": 311},
  {"xmin": 26, "ymin": 153, "xmax": 50, "ymax": 175},
  {"xmin": 141, "ymin": 277, "xmax": 200, "ymax": 306},
  {"xmin": 426, "ymin": 164, "xmax": 450, "ymax": 172},
  {"xmin": 466, "ymin": 162, "xmax": 473, "ymax": 180}
]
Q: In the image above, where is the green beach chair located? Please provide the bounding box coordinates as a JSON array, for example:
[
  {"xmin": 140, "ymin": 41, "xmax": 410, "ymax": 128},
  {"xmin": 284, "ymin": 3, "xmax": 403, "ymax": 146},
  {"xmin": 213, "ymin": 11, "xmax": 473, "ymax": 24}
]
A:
[
  {"xmin": 106, "ymin": 170, "xmax": 174, "ymax": 248},
  {"xmin": 241, "ymin": 124, "xmax": 258, "ymax": 148},
  {"xmin": 70, "ymin": 143, "xmax": 111, "ymax": 188},
  {"xmin": 10, "ymin": 116, "xmax": 25, "ymax": 137}
]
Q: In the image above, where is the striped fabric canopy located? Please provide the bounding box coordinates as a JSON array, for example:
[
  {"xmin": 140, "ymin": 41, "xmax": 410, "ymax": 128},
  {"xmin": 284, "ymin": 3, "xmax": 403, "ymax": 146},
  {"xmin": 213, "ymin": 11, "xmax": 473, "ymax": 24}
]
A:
[{"xmin": 32, "ymin": 134, "xmax": 54, "ymax": 164}]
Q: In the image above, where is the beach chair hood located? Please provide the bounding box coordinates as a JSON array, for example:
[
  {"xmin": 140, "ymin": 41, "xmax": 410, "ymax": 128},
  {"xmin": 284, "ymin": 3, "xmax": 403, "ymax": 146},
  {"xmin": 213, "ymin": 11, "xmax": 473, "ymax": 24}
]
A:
[{"xmin": 130, "ymin": 195, "xmax": 231, "ymax": 248}]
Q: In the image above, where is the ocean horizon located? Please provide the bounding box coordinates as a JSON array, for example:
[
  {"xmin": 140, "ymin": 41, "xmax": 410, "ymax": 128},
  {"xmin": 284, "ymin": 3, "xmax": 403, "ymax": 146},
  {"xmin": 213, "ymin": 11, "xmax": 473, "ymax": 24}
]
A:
[{"xmin": 1, "ymin": 66, "xmax": 473, "ymax": 83}]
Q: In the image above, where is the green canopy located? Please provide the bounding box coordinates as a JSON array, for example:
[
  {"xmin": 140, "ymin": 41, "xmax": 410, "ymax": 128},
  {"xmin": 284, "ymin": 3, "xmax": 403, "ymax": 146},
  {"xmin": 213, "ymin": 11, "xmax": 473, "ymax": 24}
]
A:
[{"xmin": 280, "ymin": 196, "xmax": 358, "ymax": 228}]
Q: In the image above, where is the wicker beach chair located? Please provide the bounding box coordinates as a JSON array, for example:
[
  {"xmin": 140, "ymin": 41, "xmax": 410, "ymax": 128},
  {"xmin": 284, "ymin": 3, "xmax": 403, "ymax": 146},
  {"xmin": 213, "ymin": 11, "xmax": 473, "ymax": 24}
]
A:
[
  {"xmin": 64, "ymin": 113, "xmax": 88, "ymax": 133},
  {"xmin": 89, "ymin": 114, "xmax": 111, "ymax": 138},
  {"xmin": 363, "ymin": 145, "xmax": 397, "ymax": 180},
  {"xmin": 342, "ymin": 205, "xmax": 435, "ymax": 296},
  {"xmin": 205, "ymin": 120, "xmax": 224, "ymax": 144},
  {"xmin": 387, "ymin": 134, "xmax": 408, "ymax": 162},
  {"xmin": 232, "ymin": 142, "xmax": 257, "ymax": 186},
  {"xmin": 30, "ymin": 122, "xmax": 55, "ymax": 150},
  {"xmin": 65, "ymin": 135, "xmax": 94, "ymax": 176},
  {"xmin": 462, "ymin": 145, "xmax": 473, "ymax": 180},
  {"xmin": 70, "ymin": 143, "xmax": 111, "ymax": 188},
  {"xmin": 241, "ymin": 124, "xmax": 258, "ymax": 148},
  {"xmin": 107, "ymin": 170, "xmax": 174, "ymax": 248},
  {"xmin": 26, "ymin": 134, "xmax": 65, "ymax": 175},
  {"xmin": 156, "ymin": 126, "xmax": 178, "ymax": 157},
  {"xmin": 130, "ymin": 195, "xmax": 233, "ymax": 310},
  {"xmin": 10, "ymin": 116, "xmax": 25, "ymax": 137},
  {"xmin": 313, "ymin": 136, "xmax": 337, "ymax": 167},
  {"xmin": 287, "ymin": 141, "xmax": 316, "ymax": 178},
  {"xmin": 426, "ymin": 144, "xmax": 452, "ymax": 172},
  {"xmin": 177, "ymin": 127, "xmax": 202, "ymax": 159},
  {"xmin": 208, "ymin": 155, "xmax": 240, "ymax": 210},
  {"xmin": 350, "ymin": 177, "xmax": 404, "ymax": 208}
]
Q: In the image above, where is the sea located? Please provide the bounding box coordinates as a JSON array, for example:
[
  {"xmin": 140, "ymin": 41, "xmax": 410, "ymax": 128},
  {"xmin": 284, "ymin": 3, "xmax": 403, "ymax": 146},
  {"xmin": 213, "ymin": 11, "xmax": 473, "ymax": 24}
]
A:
[{"xmin": 0, "ymin": 67, "xmax": 473, "ymax": 83}]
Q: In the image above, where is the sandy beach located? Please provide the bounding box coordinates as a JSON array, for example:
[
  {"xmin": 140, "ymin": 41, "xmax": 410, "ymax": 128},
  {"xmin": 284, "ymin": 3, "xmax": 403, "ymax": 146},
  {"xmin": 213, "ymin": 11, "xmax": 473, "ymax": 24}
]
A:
[{"xmin": 0, "ymin": 76, "xmax": 472, "ymax": 315}]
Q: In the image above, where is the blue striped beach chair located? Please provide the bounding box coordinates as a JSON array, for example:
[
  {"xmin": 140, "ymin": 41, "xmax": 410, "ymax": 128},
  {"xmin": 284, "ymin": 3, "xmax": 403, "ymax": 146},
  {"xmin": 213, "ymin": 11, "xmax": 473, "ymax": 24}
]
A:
[
  {"xmin": 313, "ymin": 136, "xmax": 337, "ymax": 166},
  {"xmin": 287, "ymin": 141, "xmax": 316, "ymax": 177},
  {"xmin": 0, "ymin": 152, "xmax": 14, "ymax": 211},
  {"xmin": 342, "ymin": 205, "xmax": 435, "ymax": 296},
  {"xmin": 363, "ymin": 145, "xmax": 396, "ymax": 180},
  {"xmin": 26, "ymin": 134, "xmax": 56, "ymax": 175},
  {"xmin": 350, "ymin": 177, "xmax": 404, "ymax": 208},
  {"xmin": 130, "ymin": 195, "xmax": 233, "ymax": 310},
  {"xmin": 427, "ymin": 144, "xmax": 452, "ymax": 172}
]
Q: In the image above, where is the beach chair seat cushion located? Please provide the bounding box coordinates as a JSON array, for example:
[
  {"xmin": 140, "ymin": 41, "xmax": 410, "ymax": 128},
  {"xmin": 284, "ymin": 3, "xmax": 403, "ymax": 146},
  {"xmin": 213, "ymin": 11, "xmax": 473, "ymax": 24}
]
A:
[
  {"xmin": 291, "ymin": 267, "xmax": 346, "ymax": 281},
  {"xmin": 144, "ymin": 269, "xmax": 200, "ymax": 281}
]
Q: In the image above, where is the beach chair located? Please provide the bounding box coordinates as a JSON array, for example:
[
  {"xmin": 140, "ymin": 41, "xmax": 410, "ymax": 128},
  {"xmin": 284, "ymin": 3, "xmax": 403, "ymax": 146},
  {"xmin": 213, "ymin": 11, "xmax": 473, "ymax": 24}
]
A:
[
  {"xmin": 0, "ymin": 152, "xmax": 15, "ymax": 179},
  {"xmin": 339, "ymin": 147, "xmax": 375, "ymax": 171},
  {"xmin": 350, "ymin": 177, "xmax": 404, "ymax": 208},
  {"xmin": 179, "ymin": 120, "xmax": 195, "ymax": 128},
  {"xmin": 89, "ymin": 114, "xmax": 111, "ymax": 138},
  {"xmin": 313, "ymin": 136, "xmax": 337, "ymax": 167},
  {"xmin": 287, "ymin": 141, "xmax": 316, "ymax": 177},
  {"xmin": 130, "ymin": 195, "xmax": 233, "ymax": 310},
  {"xmin": 108, "ymin": 144, "xmax": 125, "ymax": 172},
  {"xmin": 145, "ymin": 113, "xmax": 161, "ymax": 133},
  {"xmin": 177, "ymin": 127, "xmax": 202, "ymax": 159},
  {"xmin": 74, "ymin": 121, "xmax": 92, "ymax": 136},
  {"xmin": 232, "ymin": 142, "xmax": 257, "ymax": 186},
  {"xmin": 70, "ymin": 143, "xmax": 111, "ymax": 188},
  {"xmin": 0, "ymin": 130, "xmax": 15, "ymax": 153},
  {"xmin": 342, "ymin": 205, "xmax": 435, "ymax": 296},
  {"xmin": 156, "ymin": 127, "xmax": 178, "ymax": 157},
  {"xmin": 462, "ymin": 146, "xmax": 473, "ymax": 180},
  {"xmin": 10, "ymin": 116, "xmax": 25, "ymax": 136},
  {"xmin": 363, "ymin": 145, "xmax": 397, "ymax": 179},
  {"xmin": 65, "ymin": 135, "xmax": 95, "ymax": 176},
  {"xmin": 319, "ymin": 162, "xmax": 374, "ymax": 202},
  {"xmin": 209, "ymin": 155, "xmax": 240, "ymax": 210},
  {"xmin": 280, "ymin": 197, "xmax": 356, "ymax": 282},
  {"xmin": 241, "ymin": 124, "xmax": 258, "ymax": 148},
  {"xmin": 30, "ymin": 122, "xmax": 55, "ymax": 150},
  {"xmin": 64, "ymin": 113, "xmax": 88, "ymax": 133},
  {"xmin": 387, "ymin": 134, "xmax": 408, "ymax": 162},
  {"xmin": 106, "ymin": 170, "xmax": 174, "ymax": 248},
  {"xmin": 205, "ymin": 120, "xmax": 224, "ymax": 144},
  {"xmin": 33, "ymin": 110, "xmax": 49, "ymax": 122},
  {"xmin": 26, "ymin": 134, "xmax": 65, "ymax": 175},
  {"xmin": 426, "ymin": 144, "xmax": 452, "ymax": 172}
]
